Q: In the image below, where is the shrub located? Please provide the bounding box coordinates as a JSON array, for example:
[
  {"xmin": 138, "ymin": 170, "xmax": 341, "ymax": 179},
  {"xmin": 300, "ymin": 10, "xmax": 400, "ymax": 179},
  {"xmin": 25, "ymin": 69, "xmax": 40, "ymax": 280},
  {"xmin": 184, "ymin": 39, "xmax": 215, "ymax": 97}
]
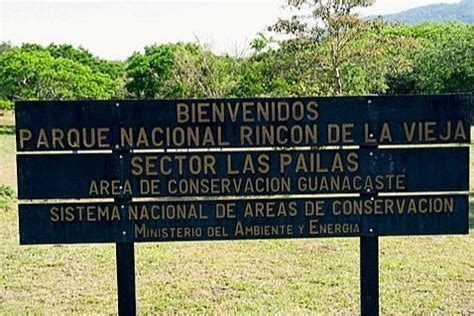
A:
[
  {"xmin": 0, "ymin": 99, "xmax": 14, "ymax": 111},
  {"xmin": 0, "ymin": 184, "xmax": 15, "ymax": 208}
]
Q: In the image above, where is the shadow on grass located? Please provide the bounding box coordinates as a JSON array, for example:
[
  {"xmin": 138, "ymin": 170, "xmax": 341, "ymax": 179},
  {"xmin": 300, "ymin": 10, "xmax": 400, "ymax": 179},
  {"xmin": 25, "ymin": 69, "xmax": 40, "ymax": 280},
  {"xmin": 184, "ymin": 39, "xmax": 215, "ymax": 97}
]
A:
[{"xmin": 0, "ymin": 126, "xmax": 15, "ymax": 135}]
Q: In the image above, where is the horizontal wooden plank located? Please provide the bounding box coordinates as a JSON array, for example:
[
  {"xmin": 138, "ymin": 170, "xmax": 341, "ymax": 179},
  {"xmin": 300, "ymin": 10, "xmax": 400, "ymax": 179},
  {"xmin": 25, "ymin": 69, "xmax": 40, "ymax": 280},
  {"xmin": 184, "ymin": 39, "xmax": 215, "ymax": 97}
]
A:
[
  {"xmin": 17, "ymin": 147, "xmax": 469, "ymax": 199},
  {"xmin": 18, "ymin": 195, "xmax": 469, "ymax": 244},
  {"xmin": 15, "ymin": 94, "xmax": 471, "ymax": 151}
]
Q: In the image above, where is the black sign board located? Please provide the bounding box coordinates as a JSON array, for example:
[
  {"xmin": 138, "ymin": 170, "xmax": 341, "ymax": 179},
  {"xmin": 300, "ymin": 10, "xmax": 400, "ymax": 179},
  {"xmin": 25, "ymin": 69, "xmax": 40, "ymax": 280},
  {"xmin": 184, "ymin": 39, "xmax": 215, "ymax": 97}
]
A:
[
  {"xmin": 15, "ymin": 94, "xmax": 471, "ymax": 315},
  {"xmin": 19, "ymin": 195, "xmax": 468, "ymax": 244},
  {"xmin": 17, "ymin": 148, "xmax": 468, "ymax": 199},
  {"xmin": 16, "ymin": 94, "xmax": 470, "ymax": 151},
  {"xmin": 15, "ymin": 95, "xmax": 470, "ymax": 244}
]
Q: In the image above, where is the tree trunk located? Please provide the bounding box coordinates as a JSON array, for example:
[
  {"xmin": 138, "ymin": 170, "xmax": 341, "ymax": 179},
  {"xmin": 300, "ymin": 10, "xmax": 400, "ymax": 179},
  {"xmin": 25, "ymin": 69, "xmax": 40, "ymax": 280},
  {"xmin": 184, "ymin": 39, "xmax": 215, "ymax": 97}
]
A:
[{"xmin": 330, "ymin": 44, "xmax": 343, "ymax": 95}]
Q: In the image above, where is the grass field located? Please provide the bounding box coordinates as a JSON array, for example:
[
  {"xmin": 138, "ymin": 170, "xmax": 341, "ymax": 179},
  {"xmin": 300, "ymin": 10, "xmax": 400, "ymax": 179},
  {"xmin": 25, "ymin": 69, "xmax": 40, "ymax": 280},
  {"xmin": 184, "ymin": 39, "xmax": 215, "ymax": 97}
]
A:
[{"xmin": 0, "ymin": 111, "xmax": 473, "ymax": 314}]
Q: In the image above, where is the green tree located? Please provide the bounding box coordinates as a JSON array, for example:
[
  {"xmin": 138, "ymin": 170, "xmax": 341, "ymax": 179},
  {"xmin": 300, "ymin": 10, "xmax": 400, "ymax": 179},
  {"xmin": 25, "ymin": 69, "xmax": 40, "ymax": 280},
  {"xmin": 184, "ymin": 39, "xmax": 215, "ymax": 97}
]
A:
[
  {"xmin": 0, "ymin": 49, "xmax": 119, "ymax": 101},
  {"xmin": 19, "ymin": 43, "xmax": 125, "ymax": 96},
  {"xmin": 170, "ymin": 44, "xmax": 241, "ymax": 98},
  {"xmin": 0, "ymin": 42, "xmax": 15, "ymax": 110},
  {"xmin": 125, "ymin": 44, "xmax": 184, "ymax": 98},
  {"xmin": 270, "ymin": 0, "xmax": 376, "ymax": 95},
  {"xmin": 0, "ymin": 41, "xmax": 13, "ymax": 56},
  {"xmin": 44, "ymin": 44, "xmax": 124, "ymax": 79},
  {"xmin": 264, "ymin": 0, "xmax": 416, "ymax": 96},
  {"xmin": 125, "ymin": 43, "xmax": 242, "ymax": 98},
  {"xmin": 385, "ymin": 22, "xmax": 474, "ymax": 93}
]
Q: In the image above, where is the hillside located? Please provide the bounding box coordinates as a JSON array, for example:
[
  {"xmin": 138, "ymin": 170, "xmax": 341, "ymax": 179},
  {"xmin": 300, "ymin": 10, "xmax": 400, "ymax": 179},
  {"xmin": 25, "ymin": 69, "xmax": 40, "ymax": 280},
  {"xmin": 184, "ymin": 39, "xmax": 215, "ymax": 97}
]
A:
[{"xmin": 378, "ymin": 0, "xmax": 474, "ymax": 24}]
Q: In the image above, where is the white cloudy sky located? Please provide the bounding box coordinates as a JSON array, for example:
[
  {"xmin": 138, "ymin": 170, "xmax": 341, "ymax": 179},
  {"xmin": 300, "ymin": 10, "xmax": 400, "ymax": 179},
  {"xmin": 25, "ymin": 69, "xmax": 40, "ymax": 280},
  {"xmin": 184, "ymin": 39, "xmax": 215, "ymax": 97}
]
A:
[{"xmin": 0, "ymin": 0, "xmax": 461, "ymax": 60}]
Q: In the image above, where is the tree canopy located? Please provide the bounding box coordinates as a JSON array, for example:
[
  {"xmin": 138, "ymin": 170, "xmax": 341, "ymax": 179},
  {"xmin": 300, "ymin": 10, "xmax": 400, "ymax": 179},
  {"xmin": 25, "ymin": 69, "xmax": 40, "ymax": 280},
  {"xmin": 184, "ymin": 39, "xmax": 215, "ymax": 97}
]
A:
[
  {"xmin": 0, "ymin": 6, "xmax": 472, "ymax": 110},
  {"xmin": 0, "ymin": 48, "xmax": 120, "ymax": 102}
]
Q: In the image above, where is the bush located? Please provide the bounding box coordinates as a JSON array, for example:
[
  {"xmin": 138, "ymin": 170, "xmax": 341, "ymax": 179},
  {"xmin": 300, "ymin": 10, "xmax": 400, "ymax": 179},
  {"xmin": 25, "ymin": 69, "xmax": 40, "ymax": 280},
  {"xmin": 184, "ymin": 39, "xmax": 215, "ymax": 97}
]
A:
[
  {"xmin": 0, "ymin": 184, "xmax": 15, "ymax": 208},
  {"xmin": 0, "ymin": 99, "xmax": 14, "ymax": 111},
  {"xmin": 0, "ymin": 184, "xmax": 15, "ymax": 198}
]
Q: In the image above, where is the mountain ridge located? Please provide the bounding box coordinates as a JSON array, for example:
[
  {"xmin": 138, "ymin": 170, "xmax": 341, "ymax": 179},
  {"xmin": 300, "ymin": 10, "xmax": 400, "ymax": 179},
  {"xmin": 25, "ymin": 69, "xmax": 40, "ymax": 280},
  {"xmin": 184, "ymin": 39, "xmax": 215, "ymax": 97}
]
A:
[{"xmin": 373, "ymin": 0, "xmax": 473, "ymax": 24}]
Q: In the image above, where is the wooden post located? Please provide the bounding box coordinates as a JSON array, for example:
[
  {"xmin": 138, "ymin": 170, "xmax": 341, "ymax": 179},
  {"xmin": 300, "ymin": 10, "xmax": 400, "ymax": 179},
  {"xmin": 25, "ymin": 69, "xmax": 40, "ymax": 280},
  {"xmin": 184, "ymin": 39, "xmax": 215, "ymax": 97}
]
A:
[
  {"xmin": 360, "ymin": 236, "xmax": 379, "ymax": 316},
  {"xmin": 112, "ymin": 117, "xmax": 136, "ymax": 316},
  {"xmin": 360, "ymin": 97, "xmax": 380, "ymax": 316},
  {"xmin": 116, "ymin": 242, "xmax": 136, "ymax": 316}
]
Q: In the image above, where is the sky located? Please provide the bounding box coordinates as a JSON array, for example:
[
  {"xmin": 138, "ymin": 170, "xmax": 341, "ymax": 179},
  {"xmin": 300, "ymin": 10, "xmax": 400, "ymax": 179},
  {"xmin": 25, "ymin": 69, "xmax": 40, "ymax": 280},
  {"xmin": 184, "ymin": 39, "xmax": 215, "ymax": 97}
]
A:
[{"xmin": 0, "ymin": 0, "xmax": 462, "ymax": 60}]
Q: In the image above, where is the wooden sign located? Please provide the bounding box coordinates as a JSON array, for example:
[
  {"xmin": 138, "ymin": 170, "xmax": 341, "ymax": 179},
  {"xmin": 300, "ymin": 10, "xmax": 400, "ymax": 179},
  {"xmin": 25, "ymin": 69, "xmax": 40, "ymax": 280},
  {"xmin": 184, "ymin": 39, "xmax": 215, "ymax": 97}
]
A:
[
  {"xmin": 20, "ymin": 195, "xmax": 468, "ymax": 244},
  {"xmin": 16, "ymin": 95, "xmax": 469, "ymax": 151},
  {"xmin": 16, "ymin": 94, "xmax": 470, "ymax": 244}
]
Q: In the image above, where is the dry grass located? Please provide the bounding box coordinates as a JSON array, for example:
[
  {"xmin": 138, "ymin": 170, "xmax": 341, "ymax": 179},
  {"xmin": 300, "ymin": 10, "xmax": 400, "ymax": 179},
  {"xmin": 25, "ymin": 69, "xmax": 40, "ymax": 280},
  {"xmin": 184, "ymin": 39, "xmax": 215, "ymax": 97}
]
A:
[
  {"xmin": 0, "ymin": 111, "xmax": 15, "ymax": 189},
  {"xmin": 0, "ymin": 216, "xmax": 472, "ymax": 314},
  {"xmin": 1, "ymin": 210, "xmax": 473, "ymax": 314},
  {"xmin": 0, "ymin": 132, "xmax": 16, "ymax": 189},
  {"xmin": 0, "ymin": 110, "xmax": 14, "ymax": 127}
]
